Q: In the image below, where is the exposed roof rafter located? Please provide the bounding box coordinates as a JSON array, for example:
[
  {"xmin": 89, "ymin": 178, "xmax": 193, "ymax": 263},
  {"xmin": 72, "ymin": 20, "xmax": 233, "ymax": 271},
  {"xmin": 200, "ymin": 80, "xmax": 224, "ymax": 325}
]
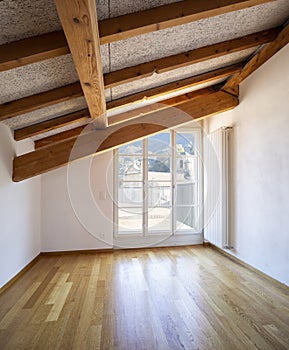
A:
[
  {"xmin": 107, "ymin": 63, "xmax": 242, "ymax": 110},
  {"xmin": 34, "ymin": 84, "xmax": 221, "ymax": 149},
  {"xmin": 14, "ymin": 109, "xmax": 90, "ymax": 141},
  {"xmin": 1, "ymin": 64, "xmax": 241, "ymax": 123},
  {"xmin": 99, "ymin": 0, "xmax": 275, "ymax": 44},
  {"xmin": 222, "ymin": 21, "xmax": 289, "ymax": 95},
  {"xmin": 1, "ymin": 0, "xmax": 287, "ymax": 182},
  {"xmin": 54, "ymin": 0, "xmax": 107, "ymax": 128},
  {"xmin": 109, "ymin": 84, "xmax": 222, "ymax": 125},
  {"xmin": 0, "ymin": 83, "xmax": 82, "ymax": 122},
  {"xmin": 0, "ymin": 0, "xmax": 275, "ymax": 71},
  {"xmin": 1, "ymin": 25, "xmax": 278, "ymax": 123},
  {"xmin": 104, "ymin": 28, "xmax": 279, "ymax": 88},
  {"xmin": 34, "ymin": 126, "xmax": 86, "ymax": 149},
  {"xmin": 13, "ymin": 88, "xmax": 238, "ymax": 182},
  {"xmin": 0, "ymin": 31, "xmax": 69, "ymax": 72}
]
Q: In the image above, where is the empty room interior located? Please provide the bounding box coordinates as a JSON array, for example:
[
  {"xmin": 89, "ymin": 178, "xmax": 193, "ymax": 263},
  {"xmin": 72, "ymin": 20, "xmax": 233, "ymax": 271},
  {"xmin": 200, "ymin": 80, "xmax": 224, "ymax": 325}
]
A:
[{"xmin": 1, "ymin": 0, "xmax": 289, "ymax": 349}]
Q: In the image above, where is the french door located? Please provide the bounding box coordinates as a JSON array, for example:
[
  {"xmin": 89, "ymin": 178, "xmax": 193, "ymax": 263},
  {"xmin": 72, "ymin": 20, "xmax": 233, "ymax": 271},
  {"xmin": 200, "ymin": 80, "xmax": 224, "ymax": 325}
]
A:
[{"xmin": 114, "ymin": 128, "xmax": 202, "ymax": 244}]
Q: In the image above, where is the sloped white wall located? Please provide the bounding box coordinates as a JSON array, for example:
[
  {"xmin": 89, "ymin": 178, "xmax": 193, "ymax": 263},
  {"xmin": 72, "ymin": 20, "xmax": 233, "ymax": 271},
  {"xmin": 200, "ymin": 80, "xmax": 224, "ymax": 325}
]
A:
[
  {"xmin": 206, "ymin": 44, "xmax": 289, "ymax": 286},
  {"xmin": 41, "ymin": 151, "xmax": 114, "ymax": 252},
  {"xmin": 0, "ymin": 124, "xmax": 41, "ymax": 288}
]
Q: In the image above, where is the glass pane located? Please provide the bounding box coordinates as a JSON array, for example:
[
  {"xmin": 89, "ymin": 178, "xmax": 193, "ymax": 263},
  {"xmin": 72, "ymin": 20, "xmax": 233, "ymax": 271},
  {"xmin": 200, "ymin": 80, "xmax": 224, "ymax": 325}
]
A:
[
  {"xmin": 148, "ymin": 132, "xmax": 171, "ymax": 155},
  {"xmin": 147, "ymin": 183, "xmax": 171, "ymax": 207},
  {"xmin": 176, "ymin": 133, "xmax": 195, "ymax": 155},
  {"xmin": 119, "ymin": 140, "xmax": 143, "ymax": 155},
  {"xmin": 118, "ymin": 207, "xmax": 143, "ymax": 233},
  {"xmin": 176, "ymin": 207, "xmax": 195, "ymax": 231},
  {"xmin": 176, "ymin": 183, "xmax": 196, "ymax": 206},
  {"xmin": 147, "ymin": 157, "xmax": 171, "ymax": 179},
  {"xmin": 176, "ymin": 156, "xmax": 197, "ymax": 182},
  {"xmin": 118, "ymin": 182, "xmax": 143, "ymax": 207},
  {"xmin": 118, "ymin": 156, "xmax": 142, "ymax": 181},
  {"xmin": 148, "ymin": 206, "xmax": 172, "ymax": 232}
]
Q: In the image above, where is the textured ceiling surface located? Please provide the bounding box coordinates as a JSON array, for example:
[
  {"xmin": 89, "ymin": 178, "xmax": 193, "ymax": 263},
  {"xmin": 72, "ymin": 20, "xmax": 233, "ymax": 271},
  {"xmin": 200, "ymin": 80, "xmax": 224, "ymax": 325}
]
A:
[
  {"xmin": 110, "ymin": 47, "xmax": 257, "ymax": 100},
  {"xmin": 0, "ymin": 45, "xmax": 110, "ymax": 104},
  {"xmin": 0, "ymin": 0, "xmax": 109, "ymax": 44},
  {"xmin": 108, "ymin": 0, "xmax": 183, "ymax": 17},
  {"xmin": 0, "ymin": 55, "xmax": 78, "ymax": 104},
  {"xmin": 2, "ymin": 48, "xmax": 254, "ymax": 130},
  {"xmin": 0, "ymin": 0, "xmax": 61, "ymax": 45},
  {"xmin": 29, "ymin": 77, "xmax": 227, "ymax": 141},
  {"xmin": 3, "ymin": 90, "xmax": 110, "ymax": 130},
  {"xmin": 0, "ymin": 0, "xmax": 289, "ymax": 135},
  {"xmin": 108, "ymin": 0, "xmax": 289, "ymax": 70},
  {"xmin": 0, "ymin": 0, "xmax": 183, "ymax": 44},
  {"xmin": 3, "ymin": 97, "xmax": 87, "ymax": 129}
]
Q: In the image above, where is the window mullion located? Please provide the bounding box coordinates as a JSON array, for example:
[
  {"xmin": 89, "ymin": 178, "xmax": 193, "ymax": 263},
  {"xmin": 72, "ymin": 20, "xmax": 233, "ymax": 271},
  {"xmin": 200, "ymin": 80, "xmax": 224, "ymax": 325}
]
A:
[
  {"xmin": 113, "ymin": 149, "xmax": 119, "ymax": 237},
  {"xmin": 172, "ymin": 130, "xmax": 176, "ymax": 235},
  {"xmin": 143, "ymin": 138, "xmax": 148, "ymax": 237}
]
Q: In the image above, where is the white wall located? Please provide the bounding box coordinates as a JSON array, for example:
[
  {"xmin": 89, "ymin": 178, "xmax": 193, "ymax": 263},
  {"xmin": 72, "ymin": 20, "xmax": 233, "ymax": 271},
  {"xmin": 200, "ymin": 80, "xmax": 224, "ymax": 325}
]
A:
[
  {"xmin": 41, "ymin": 127, "xmax": 204, "ymax": 252},
  {"xmin": 206, "ymin": 44, "xmax": 289, "ymax": 286},
  {"xmin": 3, "ymin": 46, "xmax": 288, "ymax": 287},
  {"xmin": 41, "ymin": 151, "xmax": 114, "ymax": 252},
  {"xmin": 0, "ymin": 124, "xmax": 41, "ymax": 288}
]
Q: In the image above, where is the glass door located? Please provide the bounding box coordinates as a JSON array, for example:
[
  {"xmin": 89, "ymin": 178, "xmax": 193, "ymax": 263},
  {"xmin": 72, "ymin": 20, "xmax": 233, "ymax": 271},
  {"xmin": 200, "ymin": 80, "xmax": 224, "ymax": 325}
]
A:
[
  {"xmin": 116, "ymin": 140, "xmax": 144, "ymax": 235},
  {"xmin": 147, "ymin": 132, "xmax": 172, "ymax": 234},
  {"xmin": 175, "ymin": 131, "xmax": 200, "ymax": 233},
  {"xmin": 114, "ymin": 128, "xmax": 202, "ymax": 239}
]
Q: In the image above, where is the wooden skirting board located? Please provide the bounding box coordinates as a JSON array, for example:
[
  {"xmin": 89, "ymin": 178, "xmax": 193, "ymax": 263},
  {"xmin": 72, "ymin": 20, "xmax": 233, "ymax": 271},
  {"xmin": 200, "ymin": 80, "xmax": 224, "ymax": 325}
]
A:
[
  {"xmin": 207, "ymin": 242, "xmax": 289, "ymax": 292},
  {"xmin": 40, "ymin": 249, "xmax": 114, "ymax": 256},
  {"xmin": 0, "ymin": 254, "xmax": 41, "ymax": 296}
]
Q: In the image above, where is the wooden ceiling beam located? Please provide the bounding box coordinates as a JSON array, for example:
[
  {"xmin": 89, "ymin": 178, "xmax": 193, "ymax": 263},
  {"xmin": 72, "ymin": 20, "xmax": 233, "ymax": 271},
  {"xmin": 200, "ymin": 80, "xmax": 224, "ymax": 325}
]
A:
[
  {"xmin": 99, "ymin": 0, "xmax": 275, "ymax": 44},
  {"xmin": 34, "ymin": 126, "xmax": 86, "ymax": 149},
  {"xmin": 109, "ymin": 84, "xmax": 222, "ymax": 125},
  {"xmin": 14, "ymin": 109, "xmax": 90, "ymax": 141},
  {"xmin": 0, "ymin": 31, "xmax": 69, "ymax": 72},
  {"xmin": 34, "ymin": 84, "xmax": 222, "ymax": 148},
  {"xmin": 93, "ymin": 91, "xmax": 238, "ymax": 153},
  {"xmin": 1, "ymin": 26, "xmax": 278, "ymax": 131},
  {"xmin": 1, "ymin": 25, "xmax": 276, "ymax": 121},
  {"xmin": 222, "ymin": 22, "xmax": 289, "ymax": 95},
  {"xmin": 13, "ymin": 90, "xmax": 238, "ymax": 181},
  {"xmin": 0, "ymin": 28, "xmax": 280, "ymax": 121},
  {"xmin": 104, "ymin": 27, "xmax": 279, "ymax": 88},
  {"xmin": 0, "ymin": 0, "xmax": 275, "ymax": 71},
  {"xmin": 0, "ymin": 83, "xmax": 82, "ymax": 121},
  {"xmin": 1, "ymin": 63, "xmax": 240, "ymax": 123},
  {"xmin": 54, "ymin": 0, "xmax": 107, "ymax": 128},
  {"xmin": 107, "ymin": 63, "xmax": 242, "ymax": 110}
]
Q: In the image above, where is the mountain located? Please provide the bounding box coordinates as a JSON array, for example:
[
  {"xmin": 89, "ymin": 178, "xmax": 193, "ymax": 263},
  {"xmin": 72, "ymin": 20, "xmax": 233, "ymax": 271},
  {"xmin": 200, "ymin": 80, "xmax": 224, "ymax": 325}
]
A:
[{"xmin": 119, "ymin": 132, "xmax": 194, "ymax": 155}]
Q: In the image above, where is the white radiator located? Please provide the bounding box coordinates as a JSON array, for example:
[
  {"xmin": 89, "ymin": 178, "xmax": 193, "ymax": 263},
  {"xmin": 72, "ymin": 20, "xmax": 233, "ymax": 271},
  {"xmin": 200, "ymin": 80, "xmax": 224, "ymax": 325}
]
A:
[{"xmin": 204, "ymin": 127, "xmax": 232, "ymax": 249}]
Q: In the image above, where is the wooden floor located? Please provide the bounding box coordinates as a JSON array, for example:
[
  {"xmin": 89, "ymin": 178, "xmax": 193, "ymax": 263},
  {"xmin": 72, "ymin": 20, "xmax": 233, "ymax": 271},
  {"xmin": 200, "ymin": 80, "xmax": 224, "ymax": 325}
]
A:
[{"xmin": 0, "ymin": 246, "xmax": 289, "ymax": 350}]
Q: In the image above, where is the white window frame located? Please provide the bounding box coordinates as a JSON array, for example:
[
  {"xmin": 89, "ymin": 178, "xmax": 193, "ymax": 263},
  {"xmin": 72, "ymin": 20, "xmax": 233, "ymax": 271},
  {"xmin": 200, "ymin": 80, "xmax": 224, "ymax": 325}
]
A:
[{"xmin": 113, "ymin": 127, "xmax": 203, "ymax": 239}]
